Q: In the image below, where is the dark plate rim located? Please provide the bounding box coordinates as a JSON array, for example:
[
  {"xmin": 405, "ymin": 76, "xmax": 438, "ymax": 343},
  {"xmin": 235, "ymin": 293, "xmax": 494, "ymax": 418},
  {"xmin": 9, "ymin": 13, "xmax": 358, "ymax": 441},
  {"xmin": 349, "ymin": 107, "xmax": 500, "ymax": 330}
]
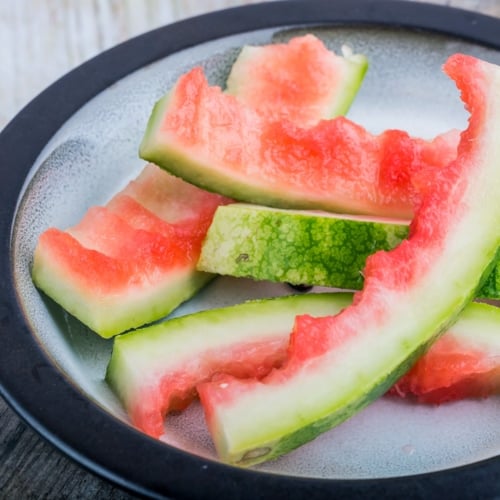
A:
[{"xmin": 1, "ymin": 1, "xmax": 500, "ymax": 498}]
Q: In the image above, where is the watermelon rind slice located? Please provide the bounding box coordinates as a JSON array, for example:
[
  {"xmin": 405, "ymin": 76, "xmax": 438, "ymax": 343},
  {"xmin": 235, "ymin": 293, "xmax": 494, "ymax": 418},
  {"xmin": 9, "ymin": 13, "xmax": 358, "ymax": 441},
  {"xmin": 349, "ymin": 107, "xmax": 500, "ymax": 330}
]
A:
[
  {"xmin": 225, "ymin": 35, "xmax": 368, "ymax": 124},
  {"xmin": 32, "ymin": 252, "xmax": 212, "ymax": 339},
  {"xmin": 139, "ymin": 63, "xmax": 455, "ymax": 219},
  {"xmin": 332, "ymin": 45, "xmax": 369, "ymax": 117},
  {"xmin": 106, "ymin": 292, "xmax": 352, "ymax": 437},
  {"xmin": 139, "ymin": 38, "xmax": 383, "ymax": 217},
  {"xmin": 391, "ymin": 300, "xmax": 500, "ymax": 403},
  {"xmin": 32, "ymin": 165, "xmax": 224, "ymax": 338},
  {"xmin": 106, "ymin": 289, "xmax": 500, "ymax": 445},
  {"xmin": 198, "ymin": 203, "xmax": 500, "ymax": 299}
]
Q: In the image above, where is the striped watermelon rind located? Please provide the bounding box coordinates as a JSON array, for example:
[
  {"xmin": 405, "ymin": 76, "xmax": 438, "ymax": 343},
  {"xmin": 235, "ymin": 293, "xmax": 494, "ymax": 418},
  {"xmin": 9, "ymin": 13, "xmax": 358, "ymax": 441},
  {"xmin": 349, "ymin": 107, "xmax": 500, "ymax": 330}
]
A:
[
  {"xmin": 198, "ymin": 203, "xmax": 407, "ymax": 289},
  {"xmin": 106, "ymin": 290, "xmax": 500, "ymax": 441}
]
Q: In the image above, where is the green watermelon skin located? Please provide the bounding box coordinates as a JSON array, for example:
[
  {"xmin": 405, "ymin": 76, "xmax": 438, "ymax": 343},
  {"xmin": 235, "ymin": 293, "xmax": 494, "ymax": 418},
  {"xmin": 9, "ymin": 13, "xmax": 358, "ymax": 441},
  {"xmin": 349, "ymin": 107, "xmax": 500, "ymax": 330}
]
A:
[
  {"xmin": 477, "ymin": 250, "xmax": 500, "ymax": 298},
  {"xmin": 197, "ymin": 53, "xmax": 500, "ymax": 466},
  {"xmin": 198, "ymin": 204, "xmax": 408, "ymax": 290},
  {"xmin": 198, "ymin": 203, "xmax": 500, "ymax": 299}
]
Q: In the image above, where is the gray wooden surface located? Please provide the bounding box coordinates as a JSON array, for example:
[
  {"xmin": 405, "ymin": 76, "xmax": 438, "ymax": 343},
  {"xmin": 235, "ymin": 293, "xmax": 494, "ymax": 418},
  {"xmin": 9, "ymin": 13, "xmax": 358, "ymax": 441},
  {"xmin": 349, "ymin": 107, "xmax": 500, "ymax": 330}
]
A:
[{"xmin": 1, "ymin": 0, "xmax": 500, "ymax": 498}]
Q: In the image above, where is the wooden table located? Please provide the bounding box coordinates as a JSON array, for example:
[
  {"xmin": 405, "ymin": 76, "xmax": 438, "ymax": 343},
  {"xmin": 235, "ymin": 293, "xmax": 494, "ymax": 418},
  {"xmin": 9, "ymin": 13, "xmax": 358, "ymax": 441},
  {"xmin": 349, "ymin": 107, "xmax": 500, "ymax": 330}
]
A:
[{"xmin": 1, "ymin": 1, "xmax": 499, "ymax": 498}]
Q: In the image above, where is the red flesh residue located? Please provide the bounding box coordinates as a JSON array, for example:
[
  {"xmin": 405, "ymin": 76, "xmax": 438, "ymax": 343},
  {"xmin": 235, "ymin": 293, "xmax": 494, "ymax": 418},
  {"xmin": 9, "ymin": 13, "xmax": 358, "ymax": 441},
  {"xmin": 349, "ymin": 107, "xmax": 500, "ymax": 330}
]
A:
[
  {"xmin": 130, "ymin": 337, "xmax": 288, "ymax": 438},
  {"xmin": 35, "ymin": 165, "xmax": 230, "ymax": 295},
  {"xmin": 162, "ymin": 67, "xmax": 459, "ymax": 218},
  {"xmin": 230, "ymin": 34, "xmax": 346, "ymax": 126},
  {"xmin": 390, "ymin": 334, "xmax": 500, "ymax": 403}
]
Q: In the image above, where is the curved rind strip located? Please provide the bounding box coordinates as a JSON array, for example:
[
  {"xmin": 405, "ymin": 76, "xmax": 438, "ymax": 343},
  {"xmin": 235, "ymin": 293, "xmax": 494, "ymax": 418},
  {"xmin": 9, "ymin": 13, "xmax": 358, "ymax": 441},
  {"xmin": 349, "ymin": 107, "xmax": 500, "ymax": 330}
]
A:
[
  {"xmin": 31, "ymin": 165, "xmax": 224, "ymax": 337},
  {"xmin": 106, "ymin": 293, "xmax": 352, "ymax": 437}
]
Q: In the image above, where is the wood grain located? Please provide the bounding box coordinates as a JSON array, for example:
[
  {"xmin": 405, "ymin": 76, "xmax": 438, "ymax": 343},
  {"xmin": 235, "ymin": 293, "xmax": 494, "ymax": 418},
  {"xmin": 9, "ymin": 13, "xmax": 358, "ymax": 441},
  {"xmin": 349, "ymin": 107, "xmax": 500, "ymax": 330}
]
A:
[{"xmin": 1, "ymin": 1, "xmax": 499, "ymax": 498}]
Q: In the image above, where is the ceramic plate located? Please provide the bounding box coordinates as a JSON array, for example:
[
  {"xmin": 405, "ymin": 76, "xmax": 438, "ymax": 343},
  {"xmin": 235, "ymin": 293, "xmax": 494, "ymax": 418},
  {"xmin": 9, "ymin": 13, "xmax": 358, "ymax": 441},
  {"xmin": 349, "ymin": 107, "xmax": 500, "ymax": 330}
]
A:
[{"xmin": 1, "ymin": 1, "xmax": 500, "ymax": 498}]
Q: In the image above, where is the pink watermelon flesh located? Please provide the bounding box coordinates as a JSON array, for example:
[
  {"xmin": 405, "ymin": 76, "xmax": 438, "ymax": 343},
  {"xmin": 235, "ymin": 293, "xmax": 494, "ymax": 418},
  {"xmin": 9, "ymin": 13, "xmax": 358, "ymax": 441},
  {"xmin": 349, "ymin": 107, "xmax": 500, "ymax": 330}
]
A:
[
  {"xmin": 32, "ymin": 164, "xmax": 230, "ymax": 337},
  {"xmin": 67, "ymin": 206, "xmax": 194, "ymax": 274},
  {"xmin": 130, "ymin": 336, "xmax": 289, "ymax": 438},
  {"xmin": 226, "ymin": 34, "xmax": 367, "ymax": 126},
  {"xmin": 391, "ymin": 336, "xmax": 500, "ymax": 404},
  {"xmin": 390, "ymin": 302, "xmax": 500, "ymax": 404},
  {"xmin": 196, "ymin": 54, "xmax": 500, "ymax": 465},
  {"xmin": 119, "ymin": 162, "xmax": 226, "ymax": 224},
  {"xmin": 140, "ymin": 66, "xmax": 459, "ymax": 219}
]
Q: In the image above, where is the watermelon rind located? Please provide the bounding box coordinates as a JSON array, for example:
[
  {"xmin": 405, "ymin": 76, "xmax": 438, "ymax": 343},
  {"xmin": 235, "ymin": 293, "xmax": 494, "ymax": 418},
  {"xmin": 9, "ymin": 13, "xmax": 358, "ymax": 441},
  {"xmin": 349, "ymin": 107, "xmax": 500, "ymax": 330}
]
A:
[
  {"xmin": 198, "ymin": 203, "xmax": 408, "ymax": 290},
  {"xmin": 198, "ymin": 203, "xmax": 500, "ymax": 299},
  {"xmin": 442, "ymin": 301, "xmax": 500, "ymax": 354},
  {"xmin": 32, "ymin": 244, "xmax": 213, "ymax": 339},
  {"xmin": 477, "ymin": 248, "xmax": 500, "ymax": 299},
  {"xmin": 139, "ymin": 39, "xmax": 374, "ymax": 216},
  {"xmin": 391, "ymin": 300, "xmax": 500, "ymax": 402},
  {"xmin": 225, "ymin": 38, "xmax": 368, "ymax": 122},
  {"xmin": 139, "ymin": 84, "xmax": 380, "ymax": 217},
  {"xmin": 106, "ymin": 292, "xmax": 352, "ymax": 435},
  {"xmin": 107, "ymin": 287, "xmax": 500, "ymax": 440},
  {"xmin": 139, "ymin": 64, "xmax": 457, "ymax": 219},
  {"xmin": 139, "ymin": 89, "xmax": 284, "ymax": 208},
  {"xmin": 195, "ymin": 54, "xmax": 500, "ymax": 466},
  {"xmin": 332, "ymin": 45, "xmax": 369, "ymax": 116},
  {"xmin": 106, "ymin": 283, "xmax": 500, "ymax": 440},
  {"xmin": 31, "ymin": 164, "xmax": 223, "ymax": 338}
]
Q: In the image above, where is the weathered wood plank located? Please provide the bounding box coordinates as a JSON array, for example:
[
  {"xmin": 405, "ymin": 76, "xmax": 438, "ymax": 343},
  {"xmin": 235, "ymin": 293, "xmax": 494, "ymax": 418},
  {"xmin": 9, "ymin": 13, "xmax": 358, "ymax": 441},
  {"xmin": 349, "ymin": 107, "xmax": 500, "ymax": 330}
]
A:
[
  {"xmin": 0, "ymin": 398, "xmax": 137, "ymax": 498},
  {"xmin": 1, "ymin": 0, "xmax": 500, "ymax": 128}
]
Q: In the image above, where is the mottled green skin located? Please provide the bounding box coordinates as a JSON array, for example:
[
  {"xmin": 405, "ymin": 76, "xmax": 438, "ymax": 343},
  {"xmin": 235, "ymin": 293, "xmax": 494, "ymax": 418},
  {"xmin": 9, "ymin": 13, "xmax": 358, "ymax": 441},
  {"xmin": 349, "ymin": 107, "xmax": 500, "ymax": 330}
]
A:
[
  {"xmin": 478, "ymin": 246, "xmax": 500, "ymax": 299},
  {"xmin": 200, "ymin": 204, "xmax": 407, "ymax": 289},
  {"xmin": 481, "ymin": 271, "xmax": 500, "ymax": 297},
  {"xmin": 199, "ymin": 204, "xmax": 500, "ymax": 299}
]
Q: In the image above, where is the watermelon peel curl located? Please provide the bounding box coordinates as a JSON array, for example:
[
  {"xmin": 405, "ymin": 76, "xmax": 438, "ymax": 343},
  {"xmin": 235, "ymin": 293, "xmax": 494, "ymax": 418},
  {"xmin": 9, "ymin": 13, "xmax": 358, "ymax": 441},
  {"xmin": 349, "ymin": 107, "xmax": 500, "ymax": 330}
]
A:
[
  {"xmin": 196, "ymin": 53, "xmax": 500, "ymax": 466},
  {"xmin": 139, "ymin": 67, "xmax": 459, "ymax": 220}
]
